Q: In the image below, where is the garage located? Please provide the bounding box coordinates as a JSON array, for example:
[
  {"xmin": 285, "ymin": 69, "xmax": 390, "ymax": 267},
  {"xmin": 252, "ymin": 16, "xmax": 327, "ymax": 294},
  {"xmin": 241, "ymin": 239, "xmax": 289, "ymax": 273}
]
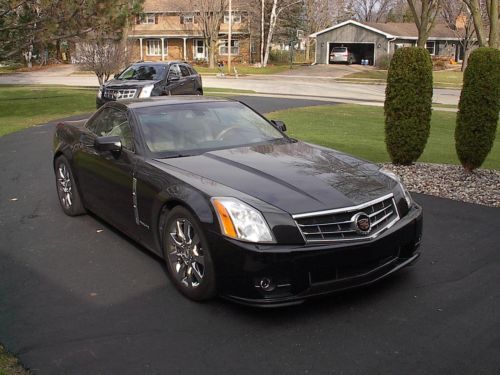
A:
[
  {"xmin": 312, "ymin": 20, "xmax": 463, "ymax": 66},
  {"xmin": 328, "ymin": 43, "xmax": 375, "ymax": 65}
]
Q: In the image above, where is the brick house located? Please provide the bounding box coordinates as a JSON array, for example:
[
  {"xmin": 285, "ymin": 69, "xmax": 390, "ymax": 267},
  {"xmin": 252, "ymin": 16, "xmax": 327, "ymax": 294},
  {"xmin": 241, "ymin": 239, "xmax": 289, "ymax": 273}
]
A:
[{"xmin": 127, "ymin": 0, "xmax": 251, "ymax": 63}]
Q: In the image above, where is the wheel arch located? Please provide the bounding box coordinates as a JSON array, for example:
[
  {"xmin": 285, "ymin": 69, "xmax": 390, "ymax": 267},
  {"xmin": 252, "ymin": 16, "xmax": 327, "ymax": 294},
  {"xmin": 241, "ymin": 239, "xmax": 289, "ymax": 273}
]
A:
[{"xmin": 153, "ymin": 191, "xmax": 216, "ymax": 258}]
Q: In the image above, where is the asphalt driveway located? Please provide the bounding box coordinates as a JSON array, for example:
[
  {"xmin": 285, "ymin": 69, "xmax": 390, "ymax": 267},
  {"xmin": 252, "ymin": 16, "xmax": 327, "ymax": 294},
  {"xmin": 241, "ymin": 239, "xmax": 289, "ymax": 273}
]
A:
[{"xmin": 0, "ymin": 97, "xmax": 499, "ymax": 375}]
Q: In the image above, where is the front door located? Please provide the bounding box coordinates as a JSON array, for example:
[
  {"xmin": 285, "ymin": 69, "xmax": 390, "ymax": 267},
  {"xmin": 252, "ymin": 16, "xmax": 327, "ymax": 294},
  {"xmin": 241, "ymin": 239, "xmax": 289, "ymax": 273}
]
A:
[
  {"xmin": 165, "ymin": 64, "xmax": 190, "ymax": 95},
  {"xmin": 194, "ymin": 40, "xmax": 205, "ymax": 60},
  {"xmin": 74, "ymin": 107, "xmax": 137, "ymax": 233}
]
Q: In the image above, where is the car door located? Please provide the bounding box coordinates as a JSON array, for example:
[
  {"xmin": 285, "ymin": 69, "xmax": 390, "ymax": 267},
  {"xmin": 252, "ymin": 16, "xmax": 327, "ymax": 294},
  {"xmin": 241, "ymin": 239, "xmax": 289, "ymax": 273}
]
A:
[
  {"xmin": 165, "ymin": 64, "xmax": 187, "ymax": 95},
  {"xmin": 73, "ymin": 107, "xmax": 137, "ymax": 233},
  {"xmin": 179, "ymin": 64, "xmax": 195, "ymax": 93}
]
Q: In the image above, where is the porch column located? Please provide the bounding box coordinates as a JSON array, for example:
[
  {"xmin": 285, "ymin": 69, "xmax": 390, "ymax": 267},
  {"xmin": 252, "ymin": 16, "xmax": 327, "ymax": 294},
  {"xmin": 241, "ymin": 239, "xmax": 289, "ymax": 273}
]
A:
[
  {"xmin": 183, "ymin": 38, "xmax": 187, "ymax": 60},
  {"xmin": 161, "ymin": 38, "xmax": 165, "ymax": 61},
  {"xmin": 139, "ymin": 38, "xmax": 143, "ymax": 60}
]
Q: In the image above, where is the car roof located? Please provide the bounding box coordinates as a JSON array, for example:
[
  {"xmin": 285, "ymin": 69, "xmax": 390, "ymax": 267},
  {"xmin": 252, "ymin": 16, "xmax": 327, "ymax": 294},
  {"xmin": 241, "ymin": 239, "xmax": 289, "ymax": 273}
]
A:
[
  {"xmin": 130, "ymin": 60, "xmax": 189, "ymax": 66},
  {"xmin": 107, "ymin": 96, "xmax": 235, "ymax": 110}
]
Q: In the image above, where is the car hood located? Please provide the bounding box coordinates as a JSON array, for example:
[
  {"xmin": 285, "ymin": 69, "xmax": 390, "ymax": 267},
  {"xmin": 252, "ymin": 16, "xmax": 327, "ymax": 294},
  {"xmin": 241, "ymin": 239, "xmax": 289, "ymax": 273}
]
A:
[
  {"xmin": 103, "ymin": 79, "xmax": 160, "ymax": 88},
  {"xmin": 156, "ymin": 141, "xmax": 396, "ymax": 215}
]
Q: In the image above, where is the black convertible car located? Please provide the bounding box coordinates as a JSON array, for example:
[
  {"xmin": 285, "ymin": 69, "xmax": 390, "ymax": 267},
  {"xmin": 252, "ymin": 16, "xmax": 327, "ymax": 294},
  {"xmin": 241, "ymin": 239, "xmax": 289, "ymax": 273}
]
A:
[{"xmin": 53, "ymin": 97, "xmax": 423, "ymax": 306}]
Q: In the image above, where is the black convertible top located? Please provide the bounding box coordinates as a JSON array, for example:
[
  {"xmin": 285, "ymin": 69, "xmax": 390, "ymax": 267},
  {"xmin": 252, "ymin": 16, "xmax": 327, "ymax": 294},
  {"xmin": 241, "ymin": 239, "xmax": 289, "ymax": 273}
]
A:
[{"xmin": 107, "ymin": 96, "xmax": 233, "ymax": 110}]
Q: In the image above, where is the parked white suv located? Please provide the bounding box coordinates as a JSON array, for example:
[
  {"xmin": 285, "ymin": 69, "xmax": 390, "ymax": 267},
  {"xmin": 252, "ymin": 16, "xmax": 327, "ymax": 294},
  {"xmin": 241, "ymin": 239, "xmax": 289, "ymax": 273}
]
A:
[{"xmin": 330, "ymin": 47, "xmax": 355, "ymax": 64}]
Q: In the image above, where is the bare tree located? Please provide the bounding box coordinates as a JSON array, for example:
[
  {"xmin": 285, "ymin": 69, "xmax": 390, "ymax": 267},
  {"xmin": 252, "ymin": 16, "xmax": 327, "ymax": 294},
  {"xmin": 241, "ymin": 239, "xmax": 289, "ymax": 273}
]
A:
[
  {"xmin": 350, "ymin": 0, "xmax": 398, "ymax": 22},
  {"xmin": 192, "ymin": 0, "xmax": 228, "ymax": 68},
  {"xmin": 406, "ymin": 0, "xmax": 442, "ymax": 46},
  {"xmin": 262, "ymin": 0, "xmax": 303, "ymax": 67},
  {"xmin": 303, "ymin": 0, "xmax": 334, "ymax": 62},
  {"xmin": 441, "ymin": 0, "xmax": 475, "ymax": 69},
  {"xmin": 461, "ymin": 0, "xmax": 498, "ymax": 47},
  {"xmin": 77, "ymin": 40, "xmax": 130, "ymax": 85}
]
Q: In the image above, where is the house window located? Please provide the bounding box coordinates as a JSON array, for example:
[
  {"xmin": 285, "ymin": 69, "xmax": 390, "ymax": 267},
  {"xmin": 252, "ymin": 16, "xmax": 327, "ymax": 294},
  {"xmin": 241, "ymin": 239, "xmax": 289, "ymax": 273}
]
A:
[
  {"xmin": 426, "ymin": 41, "xmax": 435, "ymax": 55},
  {"xmin": 147, "ymin": 40, "xmax": 162, "ymax": 56},
  {"xmin": 182, "ymin": 14, "xmax": 194, "ymax": 23},
  {"xmin": 219, "ymin": 39, "xmax": 239, "ymax": 55},
  {"xmin": 140, "ymin": 13, "xmax": 156, "ymax": 24},
  {"xmin": 224, "ymin": 12, "xmax": 241, "ymax": 23}
]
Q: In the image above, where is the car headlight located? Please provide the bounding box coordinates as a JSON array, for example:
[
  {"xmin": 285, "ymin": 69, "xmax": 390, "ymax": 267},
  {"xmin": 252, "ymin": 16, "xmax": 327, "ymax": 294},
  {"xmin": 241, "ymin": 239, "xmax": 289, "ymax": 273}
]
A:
[
  {"xmin": 211, "ymin": 197, "xmax": 274, "ymax": 243},
  {"xmin": 380, "ymin": 168, "xmax": 413, "ymax": 208},
  {"xmin": 97, "ymin": 86, "xmax": 103, "ymax": 99},
  {"xmin": 139, "ymin": 84, "xmax": 154, "ymax": 98}
]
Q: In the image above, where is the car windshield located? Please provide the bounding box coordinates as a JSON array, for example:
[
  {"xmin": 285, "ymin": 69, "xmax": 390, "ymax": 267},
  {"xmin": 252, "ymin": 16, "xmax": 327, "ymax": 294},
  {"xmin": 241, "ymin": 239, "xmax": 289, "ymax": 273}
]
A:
[
  {"xmin": 135, "ymin": 102, "xmax": 286, "ymax": 156},
  {"xmin": 333, "ymin": 47, "xmax": 347, "ymax": 53},
  {"xmin": 117, "ymin": 65, "xmax": 166, "ymax": 80}
]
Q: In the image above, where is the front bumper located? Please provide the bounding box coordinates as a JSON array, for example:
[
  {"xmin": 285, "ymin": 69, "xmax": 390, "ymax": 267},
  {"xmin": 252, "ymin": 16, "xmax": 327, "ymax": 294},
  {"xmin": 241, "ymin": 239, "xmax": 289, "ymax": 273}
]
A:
[{"xmin": 209, "ymin": 204, "xmax": 423, "ymax": 307}]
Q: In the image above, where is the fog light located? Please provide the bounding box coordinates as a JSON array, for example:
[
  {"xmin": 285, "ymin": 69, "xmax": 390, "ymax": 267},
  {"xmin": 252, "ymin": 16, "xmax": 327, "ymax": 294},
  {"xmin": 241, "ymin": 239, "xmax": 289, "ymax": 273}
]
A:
[{"xmin": 259, "ymin": 277, "xmax": 275, "ymax": 292}]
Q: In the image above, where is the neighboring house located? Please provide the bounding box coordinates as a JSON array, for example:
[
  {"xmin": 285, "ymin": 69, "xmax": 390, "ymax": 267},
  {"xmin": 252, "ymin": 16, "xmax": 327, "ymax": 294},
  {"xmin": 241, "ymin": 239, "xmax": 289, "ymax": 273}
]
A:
[
  {"xmin": 310, "ymin": 20, "xmax": 466, "ymax": 66},
  {"xmin": 127, "ymin": 0, "xmax": 250, "ymax": 63}
]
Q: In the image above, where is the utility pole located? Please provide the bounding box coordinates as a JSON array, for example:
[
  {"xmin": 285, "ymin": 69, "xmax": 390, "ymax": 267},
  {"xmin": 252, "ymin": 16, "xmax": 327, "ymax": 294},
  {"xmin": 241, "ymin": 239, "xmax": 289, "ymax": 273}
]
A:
[{"xmin": 228, "ymin": 0, "xmax": 232, "ymax": 75}]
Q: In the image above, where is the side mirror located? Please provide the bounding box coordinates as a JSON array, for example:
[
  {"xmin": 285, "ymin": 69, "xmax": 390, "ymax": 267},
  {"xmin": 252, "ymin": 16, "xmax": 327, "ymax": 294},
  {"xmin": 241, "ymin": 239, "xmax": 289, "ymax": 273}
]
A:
[
  {"xmin": 271, "ymin": 120, "xmax": 287, "ymax": 132},
  {"xmin": 168, "ymin": 75, "xmax": 180, "ymax": 83},
  {"xmin": 113, "ymin": 73, "xmax": 119, "ymax": 79},
  {"xmin": 95, "ymin": 136, "xmax": 122, "ymax": 153}
]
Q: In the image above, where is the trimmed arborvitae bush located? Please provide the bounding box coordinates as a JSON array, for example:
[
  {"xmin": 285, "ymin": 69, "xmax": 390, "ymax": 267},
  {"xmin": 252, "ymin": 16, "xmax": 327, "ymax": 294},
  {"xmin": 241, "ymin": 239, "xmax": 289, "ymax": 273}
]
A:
[
  {"xmin": 384, "ymin": 47, "xmax": 433, "ymax": 165},
  {"xmin": 455, "ymin": 48, "xmax": 500, "ymax": 171}
]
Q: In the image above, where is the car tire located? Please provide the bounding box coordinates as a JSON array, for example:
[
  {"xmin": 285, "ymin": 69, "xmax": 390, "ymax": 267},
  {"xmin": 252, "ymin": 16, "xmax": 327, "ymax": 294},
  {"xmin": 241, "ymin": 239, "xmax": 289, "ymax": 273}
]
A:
[
  {"xmin": 195, "ymin": 89, "xmax": 203, "ymax": 96},
  {"xmin": 163, "ymin": 206, "xmax": 217, "ymax": 301},
  {"xmin": 54, "ymin": 156, "xmax": 86, "ymax": 216}
]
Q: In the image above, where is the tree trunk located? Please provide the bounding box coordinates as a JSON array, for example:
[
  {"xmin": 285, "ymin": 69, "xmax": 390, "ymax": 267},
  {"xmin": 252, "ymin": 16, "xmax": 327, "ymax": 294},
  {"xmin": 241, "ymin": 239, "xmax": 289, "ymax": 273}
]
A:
[
  {"xmin": 489, "ymin": 0, "xmax": 498, "ymax": 48},
  {"xmin": 260, "ymin": 0, "xmax": 265, "ymax": 66},
  {"xmin": 467, "ymin": 0, "xmax": 487, "ymax": 46},
  {"xmin": 209, "ymin": 39, "xmax": 216, "ymax": 69},
  {"xmin": 263, "ymin": 0, "xmax": 278, "ymax": 67},
  {"xmin": 461, "ymin": 48, "xmax": 471, "ymax": 71},
  {"xmin": 305, "ymin": 38, "xmax": 310, "ymax": 63}
]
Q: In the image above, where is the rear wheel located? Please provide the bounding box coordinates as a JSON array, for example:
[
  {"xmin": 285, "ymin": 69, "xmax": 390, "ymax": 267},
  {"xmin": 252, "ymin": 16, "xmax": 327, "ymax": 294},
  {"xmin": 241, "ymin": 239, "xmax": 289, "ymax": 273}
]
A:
[
  {"xmin": 54, "ymin": 156, "xmax": 86, "ymax": 216},
  {"xmin": 163, "ymin": 206, "xmax": 216, "ymax": 301}
]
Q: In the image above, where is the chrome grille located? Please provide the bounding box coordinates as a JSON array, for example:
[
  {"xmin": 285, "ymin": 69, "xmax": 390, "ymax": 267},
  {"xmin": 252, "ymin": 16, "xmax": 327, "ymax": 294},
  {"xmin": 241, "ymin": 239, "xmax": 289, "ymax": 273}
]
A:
[
  {"xmin": 103, "ymin": 88, "xmax": 137, "ymax": 100},
  {"xmin": 293, "ymin": 194, "xmax": 399, "ymax": 243}
]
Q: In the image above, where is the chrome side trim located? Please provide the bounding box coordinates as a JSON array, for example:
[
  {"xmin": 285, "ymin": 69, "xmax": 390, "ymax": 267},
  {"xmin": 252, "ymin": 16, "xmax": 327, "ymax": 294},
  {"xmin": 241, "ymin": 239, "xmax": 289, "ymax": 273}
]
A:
[
  {"xmin": 292, "ymin": 193, "xmax": 395, "ymax": 219},
  {"xmin": 133, "ymin": 177, "xmax": 140, "ymax": 225}
]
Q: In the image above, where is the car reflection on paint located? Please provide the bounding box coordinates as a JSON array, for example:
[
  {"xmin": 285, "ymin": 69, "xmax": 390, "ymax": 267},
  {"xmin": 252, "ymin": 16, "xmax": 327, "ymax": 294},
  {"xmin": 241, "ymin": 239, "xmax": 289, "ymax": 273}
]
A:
[{"xmin": 53, "ymin": 97, "xmax": 423, "ymax": 307}]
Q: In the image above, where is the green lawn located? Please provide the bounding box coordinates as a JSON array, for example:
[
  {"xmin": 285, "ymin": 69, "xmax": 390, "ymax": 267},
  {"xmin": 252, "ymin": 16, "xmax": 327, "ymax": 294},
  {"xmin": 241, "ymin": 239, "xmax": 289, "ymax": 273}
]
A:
[
  {"xmin": 266, "ymin": 104, "xmax": 499, "ymax": 170},
  {"xmin": 0, "ymin": 85, "xmax": 96, "ymax": 136},
  {"xmin": 0, "ymin": 85, "xmax": 259, "ymax": 136},
  {"xmin": 0, "ymin": 66, "xmax": 20, "ymax": 74},
  {"xmin": 0, "ymin": 344, "xmax": 29, "ymax": 375},
  {"xmin": 194, "ymin": 64, "xmax": 291, "ymax": 75},
  {"xmin": 342, "ymin": 70, "xmax": 463, "ymax": 87}
]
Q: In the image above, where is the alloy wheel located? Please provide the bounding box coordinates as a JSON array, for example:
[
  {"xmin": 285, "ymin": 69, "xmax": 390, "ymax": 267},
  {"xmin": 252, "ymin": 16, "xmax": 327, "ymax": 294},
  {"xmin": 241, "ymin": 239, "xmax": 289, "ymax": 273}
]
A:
[
  {"xmin": 57, "ymin": 163, "xmax": 73, "ymax": 209},
  {"xmin": 167, "ymin": 218, "xmax": 205, "ymax": 288}
]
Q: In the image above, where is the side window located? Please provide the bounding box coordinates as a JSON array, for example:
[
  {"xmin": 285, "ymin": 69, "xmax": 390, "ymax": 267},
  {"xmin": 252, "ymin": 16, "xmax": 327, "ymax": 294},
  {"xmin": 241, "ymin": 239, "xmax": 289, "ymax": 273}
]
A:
[
  {"xmin": 179, "ymin": 65, "xmax": 191, "ymax": 77},
  {"xmin": 105, "ymin": 109, "xmax": 135, "ymax": 152},
  {"xmin": 86, "ymin": 108, "xmax": 134, "ymax": 151},
  {"xmin": 86, "ymin": 108, "xmax": 112, "ymax": 135},
  {"xmin": 168, "ymin": 64, "xmax": 182, "ymax": 79}
]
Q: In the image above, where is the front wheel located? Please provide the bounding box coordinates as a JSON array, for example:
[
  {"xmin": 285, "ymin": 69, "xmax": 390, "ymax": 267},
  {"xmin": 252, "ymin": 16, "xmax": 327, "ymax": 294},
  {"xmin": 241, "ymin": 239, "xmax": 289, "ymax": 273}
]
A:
[
  {"xmin": 163, "ymin": 206, "xmax": 216, "ymax": 301},
  {"xmin": 54, "ymin": 156, "xmax": 86, "ymax": 216}
]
